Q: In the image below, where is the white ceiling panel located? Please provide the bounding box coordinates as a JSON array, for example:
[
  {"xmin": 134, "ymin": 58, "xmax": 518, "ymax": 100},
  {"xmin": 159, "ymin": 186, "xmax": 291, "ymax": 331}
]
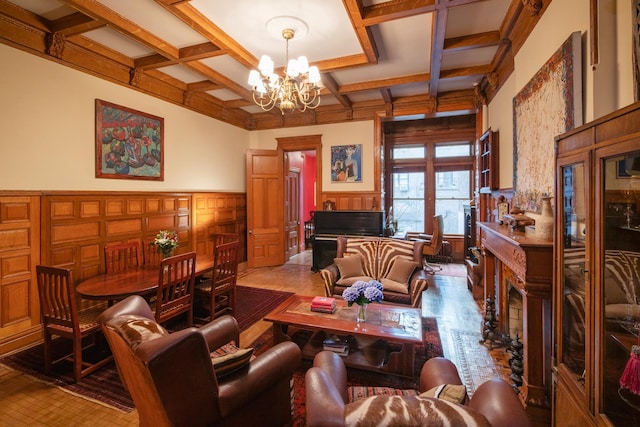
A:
[{"xmin": 82, "ymin": 28, "xmax": 153, "ymax": 59}]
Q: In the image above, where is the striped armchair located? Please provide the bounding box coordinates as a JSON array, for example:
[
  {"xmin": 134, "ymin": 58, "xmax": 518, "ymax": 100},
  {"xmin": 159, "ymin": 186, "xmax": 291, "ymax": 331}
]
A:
[{"xmin": 319, "ymin": 236, "xmax": 431, "ymax": 308}]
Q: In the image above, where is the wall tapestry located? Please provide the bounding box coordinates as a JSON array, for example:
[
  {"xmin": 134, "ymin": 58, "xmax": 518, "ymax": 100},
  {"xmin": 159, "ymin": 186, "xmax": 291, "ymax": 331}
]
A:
[
  {"xmin": 513, "ymin": 31, "xmax": 582, "ymax": 212},
  {"xmin": 331, "ymin": 144, "xmax": 362, "ymax": 182},
  {"xmin": 95, "ymin": 99, "xmax": 164, "ymax": 180}
]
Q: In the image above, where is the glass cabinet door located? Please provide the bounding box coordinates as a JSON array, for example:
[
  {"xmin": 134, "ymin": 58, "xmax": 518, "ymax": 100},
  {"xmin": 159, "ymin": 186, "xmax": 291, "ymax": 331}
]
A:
[
  {"xmin": 599, "ymin": 147, "xmax": 640, "ymax": 425},
  {"xmin": 558, "ymin": 158, "xmax": 589, "ymax": 387}
]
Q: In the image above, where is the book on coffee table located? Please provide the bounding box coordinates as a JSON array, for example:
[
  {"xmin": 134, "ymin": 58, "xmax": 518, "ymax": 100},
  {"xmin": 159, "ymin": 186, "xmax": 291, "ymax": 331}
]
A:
[
  {"xmin": 311, "ymin": 296, "xmax": 336, "ymax": 313},
  {"xmin": 322, "ymin": 335, "xmax": 349, "ymax": 356}
]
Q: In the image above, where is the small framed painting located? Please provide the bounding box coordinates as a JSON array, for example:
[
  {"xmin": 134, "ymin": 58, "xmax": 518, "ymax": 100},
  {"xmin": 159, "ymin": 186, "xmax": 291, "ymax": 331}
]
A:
[
  {"xmin": 331, "ymin": 144, "xmax": 362, "ymax": 182},
  {"xmin": 95, "ymin": 99, "xmax": 164, "ymax": 180}
]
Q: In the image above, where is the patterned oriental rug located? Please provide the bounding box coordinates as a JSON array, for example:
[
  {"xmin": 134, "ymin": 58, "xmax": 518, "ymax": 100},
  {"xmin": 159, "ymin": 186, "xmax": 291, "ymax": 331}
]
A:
[
  {"xmin": 0, "ymin": 285, "xmax": 293, "ymax": 413},
  {"xmin": 250, "ymin": 317, "xmax": 444, "ymax": 427}
]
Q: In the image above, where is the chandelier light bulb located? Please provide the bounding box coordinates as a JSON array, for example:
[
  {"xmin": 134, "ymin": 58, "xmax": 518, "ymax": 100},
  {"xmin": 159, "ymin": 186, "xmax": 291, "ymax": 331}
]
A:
[
  {"xmin": 286, "ymin": 59, "xmax": 299, "ymax": 77},
  {"xmin": 297, "ymin": 56, "xmax": 309, "ymax": 74},
  {"xmin": 308, "ymin": 66, "xmax": 320, "ymax": 84},
  {"xmin": 258, "ymin": 55, "xmax": 274, "ymax": 76},
  {"xmin": 247, "ymin": 70, "xmax": 260, "ymax": 86}
]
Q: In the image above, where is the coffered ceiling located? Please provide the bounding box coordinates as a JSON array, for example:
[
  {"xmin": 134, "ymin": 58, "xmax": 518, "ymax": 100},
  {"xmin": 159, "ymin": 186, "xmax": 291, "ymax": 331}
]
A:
[{"xmin": 0, "ymin": 0, "xmax": 547, "ymax": 130}]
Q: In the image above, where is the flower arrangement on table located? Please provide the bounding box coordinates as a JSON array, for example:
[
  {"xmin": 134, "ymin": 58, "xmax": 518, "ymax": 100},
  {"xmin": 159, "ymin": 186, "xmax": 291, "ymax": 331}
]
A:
[
  {"xmin": 153, "ymin": 230, "xmax": 178, "ymax": 258},
  {"xmin": 342, "ymin": 280, "xmax": 384, "ymax": 322}
]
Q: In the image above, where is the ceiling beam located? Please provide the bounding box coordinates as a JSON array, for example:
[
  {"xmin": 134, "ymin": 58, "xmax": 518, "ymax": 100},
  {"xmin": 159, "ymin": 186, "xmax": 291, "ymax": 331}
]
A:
[
  {"xmin": 339, "ymin": 73, "xmax": 430, "ymax": 94},
  {"xmin": 360, "ymin": 0, "xmax": 435, "ymax": 26},
  {"xmin": 49, "ymin": 12, "xmax": 105, "ymax": 36},
  {"xmin": 187, "ymin": 80, "xmax": 221, "ymax": 92},
  {"xmin": 321, "ymin": 73, "xmax": 353, "ymax": 109},
  {"xmin": 59, "ymin": 0, "xmax": 179, "ymax": 60},
  {"xmin": 341, "ymin": 0, "xmax": 379, "ymax": 63},
  {"xmin": 429, "ymin": 5, "xmax": 447, "ymax": 98},
  {"xmin": 154, "ymin": 0, "xmax": 258, "ymax": 69},
  {"xmin": 443, "ymin": 30, "xmax": 502, "ymax": 52}
]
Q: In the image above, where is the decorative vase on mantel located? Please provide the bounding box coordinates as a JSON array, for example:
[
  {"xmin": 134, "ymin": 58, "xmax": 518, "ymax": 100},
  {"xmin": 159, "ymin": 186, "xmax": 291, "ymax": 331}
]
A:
[{"xmin": 535, "ymin": 196, "xmax": 554, "ymax": 241}]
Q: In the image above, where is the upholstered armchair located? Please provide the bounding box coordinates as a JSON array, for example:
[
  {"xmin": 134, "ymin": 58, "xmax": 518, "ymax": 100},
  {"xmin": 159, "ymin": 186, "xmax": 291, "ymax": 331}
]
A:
[
  {"xmin": 319, "ymin": 236, "xmax": 431, "ymax": 307},
  {"xmin": 97, "ymin": 295, "xmax": 301, "ymax": 427},
  {"xmin": 306, "ymin": 352, "xmax": 531, "ymax": 427}
]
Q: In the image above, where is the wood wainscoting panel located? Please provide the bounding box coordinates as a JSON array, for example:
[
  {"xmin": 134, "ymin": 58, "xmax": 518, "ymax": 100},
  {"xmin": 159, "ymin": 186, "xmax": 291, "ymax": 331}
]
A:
[
  {"xmin": 80, "ymin": 200, "xmax": 101, "ymax": 218},
  {"xmin": 321, "ymin": 192, "xmax": 381, "ymax": 212},
  {"xmin": 0, "ymin": 191, "xmax": 247, "ymax": 356},
  {"xmin": 192, "ymin": 193, "xmax": 247, "ymax": 263},
  {"xmin": 0, "ymin": 194, "xmax": 41, "ymax": 355}
]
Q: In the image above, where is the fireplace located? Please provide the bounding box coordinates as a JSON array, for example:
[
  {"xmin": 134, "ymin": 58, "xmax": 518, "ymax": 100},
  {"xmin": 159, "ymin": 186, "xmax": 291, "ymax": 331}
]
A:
[{"xmin": 479, "ymin": 222, "xmax": 553, "ymax": 427}]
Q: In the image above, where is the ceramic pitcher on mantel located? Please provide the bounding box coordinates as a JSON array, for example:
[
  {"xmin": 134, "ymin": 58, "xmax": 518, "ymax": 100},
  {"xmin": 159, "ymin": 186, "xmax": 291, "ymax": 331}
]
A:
[{"xmin": 535, "ymin": 196, "xmax": 554, "ymax": 241}]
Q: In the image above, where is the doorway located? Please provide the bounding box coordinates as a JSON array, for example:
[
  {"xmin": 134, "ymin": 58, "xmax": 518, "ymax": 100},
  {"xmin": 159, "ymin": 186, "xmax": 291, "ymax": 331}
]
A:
[{"xmin": 278, "ymin": 135, "xmax": 322, "ymax": 262}]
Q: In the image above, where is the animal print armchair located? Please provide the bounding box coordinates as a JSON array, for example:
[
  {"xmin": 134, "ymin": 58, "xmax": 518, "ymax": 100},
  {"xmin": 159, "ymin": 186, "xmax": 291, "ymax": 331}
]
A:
[{"xmin": 319, "ymin": 236, "xmax": 430, "ymax": 307}]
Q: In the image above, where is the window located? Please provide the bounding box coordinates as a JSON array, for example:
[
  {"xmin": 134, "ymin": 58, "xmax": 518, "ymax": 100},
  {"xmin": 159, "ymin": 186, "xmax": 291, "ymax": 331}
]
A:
[
  {"xmin": 393, "ymin": 146, "xmax": 425, "ymax": 159},
  {"xmin": 435, "ymin": 170, "xmax": 471, "ymax": 234},
  {"xmin": 435, "ymin": 144, "xmax": 471, "ymax": 157},
  {"xmin": 392, "ymin": 172, "xmax": 424, "ymax": 232},
  {"xmin": 385, "ymin": 140, "xmax": 473, "ymax": 236}
]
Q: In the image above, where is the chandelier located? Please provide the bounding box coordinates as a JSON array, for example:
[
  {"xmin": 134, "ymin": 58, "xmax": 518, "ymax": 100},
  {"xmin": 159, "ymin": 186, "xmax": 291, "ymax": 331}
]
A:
[{"xmin": 247, "ymin": 28, "xmax": 321, "ymax": 114}]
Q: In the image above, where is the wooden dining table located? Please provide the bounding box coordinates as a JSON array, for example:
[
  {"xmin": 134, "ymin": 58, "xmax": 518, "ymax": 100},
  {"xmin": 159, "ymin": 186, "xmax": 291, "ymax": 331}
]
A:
[{"xmin": 76, "ymin": 255, "xmax": 214, "ymax": 301}]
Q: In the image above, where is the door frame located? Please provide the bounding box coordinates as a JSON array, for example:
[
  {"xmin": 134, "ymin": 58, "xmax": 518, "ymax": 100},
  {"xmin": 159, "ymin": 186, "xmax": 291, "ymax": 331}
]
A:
[{"xmin": 277, "ymin": 134, "xmax": 323, "ymax": 257}]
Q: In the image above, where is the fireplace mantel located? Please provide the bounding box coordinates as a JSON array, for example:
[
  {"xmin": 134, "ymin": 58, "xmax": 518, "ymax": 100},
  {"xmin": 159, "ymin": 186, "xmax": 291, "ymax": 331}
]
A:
[{"xmin": 479, "ymin": 222, "xmax": 553, "ymax": 426}]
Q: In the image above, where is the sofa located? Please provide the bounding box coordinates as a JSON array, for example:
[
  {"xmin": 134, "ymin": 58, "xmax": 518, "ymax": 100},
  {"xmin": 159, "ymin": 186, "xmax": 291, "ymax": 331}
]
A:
[
  {"xmin": 97, "ymin": 295, "xmax": 302, "ymax": 427},
  {"xmin": 319, "ymin": 236, "xmax": 430, "ymax": 307},
  {"xmin": 306, "ymin": 351, "xmax": 531, "ymax": 427}
]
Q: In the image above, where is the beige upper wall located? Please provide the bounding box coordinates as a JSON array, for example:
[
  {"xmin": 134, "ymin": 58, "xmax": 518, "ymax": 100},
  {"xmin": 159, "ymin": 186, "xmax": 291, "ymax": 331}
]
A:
[
  {"xmin": 0, "ymin": 44, "xmax": 249, "ymax": 192},
  {"xmin": 487, "ymin": 0, "xmax": 634, "ymax": 191},
  {"xmin": 249, "ymin": 121, "xmax": 376, "ymax": 192}
]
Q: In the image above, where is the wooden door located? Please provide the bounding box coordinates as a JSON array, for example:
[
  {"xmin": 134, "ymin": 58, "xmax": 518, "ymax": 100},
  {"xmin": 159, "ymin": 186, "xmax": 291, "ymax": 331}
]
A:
[
  {"xmin": 246, "ymin": 150, "xmax": 284, "ymax": 268},
  {"xmin": 285, "ymin": 168, "xmax": 300, "ymax": 258}
]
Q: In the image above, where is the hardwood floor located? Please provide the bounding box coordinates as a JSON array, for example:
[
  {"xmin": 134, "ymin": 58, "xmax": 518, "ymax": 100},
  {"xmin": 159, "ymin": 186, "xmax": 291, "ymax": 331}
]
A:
[{"xmin": 0, "ymin": 252, "xmax": 511, "ymax": 425}]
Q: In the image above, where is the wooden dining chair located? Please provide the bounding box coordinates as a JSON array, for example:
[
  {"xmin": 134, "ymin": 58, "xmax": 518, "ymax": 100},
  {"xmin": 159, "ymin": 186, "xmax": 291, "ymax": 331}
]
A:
[
  {"xmin": 35, "ymin": 265, "xmax": 112, "ymax": 382},
  {"xmin": 154, "ymin": 251, "xmax": 196, "ymax": 327},
  {"xmin": 195, "ymin": 237, "xmax": 240, "ymax": 320},
  {"xmin": 142, "ymin": 237, "xmax": 162, "ymax": 266},
  {"xmin": 104, "ymin": 242, "xmax": 140, "ymax": 273}
]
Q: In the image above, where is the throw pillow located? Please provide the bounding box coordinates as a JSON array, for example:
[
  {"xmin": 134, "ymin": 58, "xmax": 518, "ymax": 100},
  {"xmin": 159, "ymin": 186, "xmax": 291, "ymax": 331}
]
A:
[
  {"xmin": 347, "ymin": 386, "xmax": 417, "ymax": 402},
  {"xmin": 334, "ymin": 254, "xmax": 366, "ymax": 279},
  {"xmin": 344, "ymin": 395, "xmax": 490, "ymax": 427},
  {"xmin": 210, "ymin": 342, "xmax": 254, "ymax": 378},
  {"xmin": 379, "ymin": 258, "xmax": 419, "ymax": 294},
  {"xmin": 419, "ymin": 384, "xmax": 467, "ymax": 404},
  {"xmin": 112, "ymin": 314, "xmax": 169, "ymax": 350},
  {"xmin": 386, "ymin": 258, "xmax": 419, "ymax": 283},
  {"xmin": 379, "ymin": 278, "xmax": 409, "ymax": 294}
]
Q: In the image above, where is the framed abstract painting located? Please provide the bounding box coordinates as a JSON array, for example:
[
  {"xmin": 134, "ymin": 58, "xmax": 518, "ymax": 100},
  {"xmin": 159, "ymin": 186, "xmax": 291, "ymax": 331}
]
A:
[
  {"xmin": 95, "ymin": 99, "xmax": 164, "ymax": 180},
  {"xmin": 330, "ymin": 144, "xmax": 362, "ymax": 183}
]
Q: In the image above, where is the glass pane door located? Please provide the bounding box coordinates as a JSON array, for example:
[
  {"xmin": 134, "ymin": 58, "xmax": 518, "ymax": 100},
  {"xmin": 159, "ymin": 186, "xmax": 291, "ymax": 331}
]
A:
[
  {"xmin": 559, "ymin": 160, "xmax": 588, "ymax": 385},
  {"xmin": 391, "ymin": 171, "xmax": 424, "ymax": 233},
  {"xmin": 435, "ymin": 170, "xmax": 471, "ymax": 234},
  {"xmin": 600, "ymin": 148, "xmax": 640, "ymax": 424}
]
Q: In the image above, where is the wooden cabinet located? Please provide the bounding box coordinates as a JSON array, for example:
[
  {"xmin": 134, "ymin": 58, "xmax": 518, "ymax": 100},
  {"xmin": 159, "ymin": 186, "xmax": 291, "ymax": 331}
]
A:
[
  {"xmin": 479, "ymin": 128, "xmax": 498, "ymax": 193},
  {"xmin": 0, "ymin": 194, "xmax": 41, "ymax": 355},
  {"xmin": 553, "ymin": 102, "xmax": 640, "ymax": 426}
]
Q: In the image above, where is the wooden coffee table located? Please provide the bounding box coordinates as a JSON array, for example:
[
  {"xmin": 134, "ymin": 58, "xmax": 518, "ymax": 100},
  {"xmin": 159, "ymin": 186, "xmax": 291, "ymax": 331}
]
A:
[{"xmin": 263, "ymin": 295, "xmax": 423, "ymax": 377}]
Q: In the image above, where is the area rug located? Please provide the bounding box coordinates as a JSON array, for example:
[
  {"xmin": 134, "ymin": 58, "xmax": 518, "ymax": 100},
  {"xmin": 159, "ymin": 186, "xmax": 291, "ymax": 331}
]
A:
[
  {"xmin": 250, "ymin": 316, "xmax": 443, "ymax": 426},
  {"xmin": 450, "ymin": 329, "xmax": 500, "ymax": 396},
  {"xmin": 0, "ymin": 285, "xmax": 294, "ymax": 413}
]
